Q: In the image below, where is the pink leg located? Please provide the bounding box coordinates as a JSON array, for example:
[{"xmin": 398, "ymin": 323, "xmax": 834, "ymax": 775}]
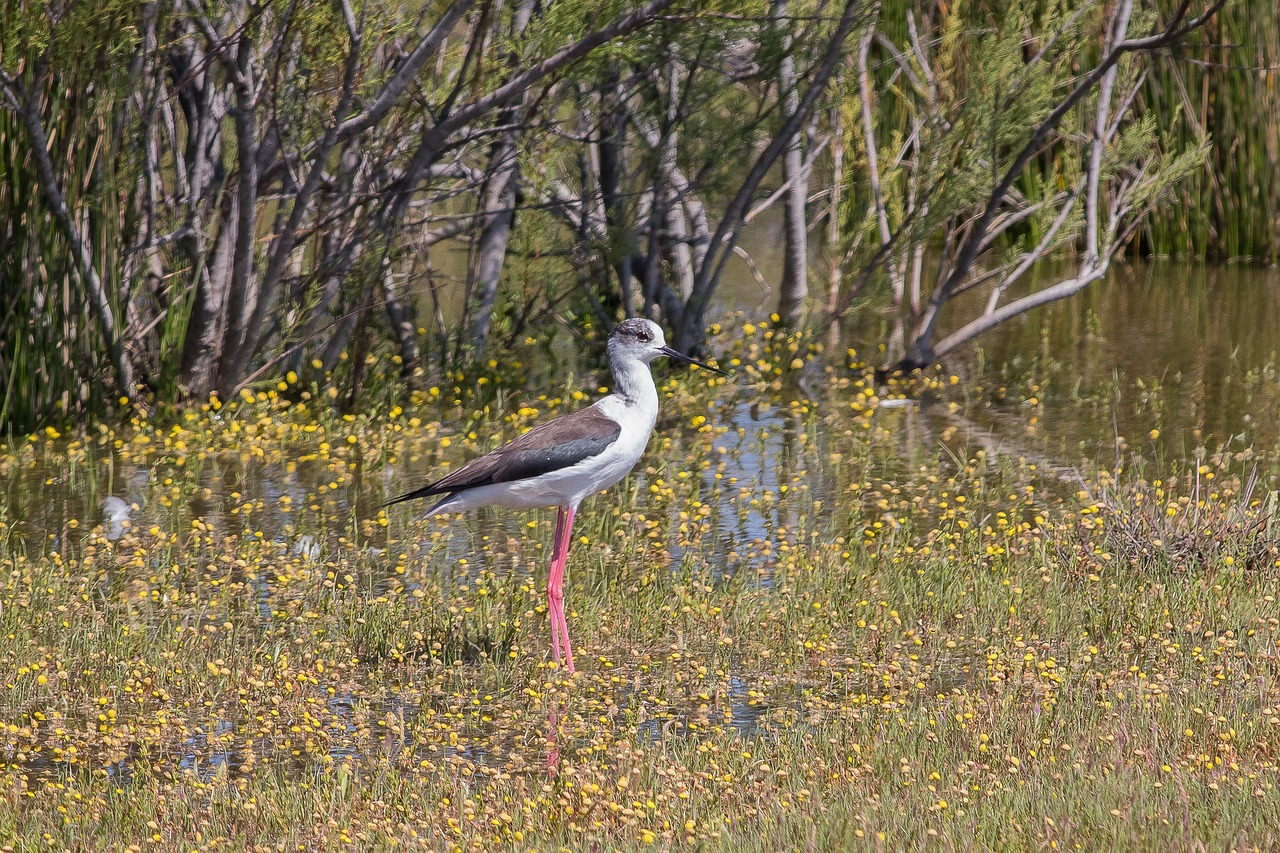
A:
[
  {"xmin": 557, "ymin": 506, "xmax": 576, "ymax": 673},
  {"xmin": 547, "ymin": 508, "xmax": 567, "ymax": 665},
  {"xmin": 546, "ymin": 505, "xmax": 577, "ymax": 673}
]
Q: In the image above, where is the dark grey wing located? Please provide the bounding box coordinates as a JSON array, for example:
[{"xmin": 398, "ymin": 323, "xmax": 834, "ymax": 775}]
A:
[{"xmin": 382, "ymin": 405, "xmax": 621, "ymax": 507}]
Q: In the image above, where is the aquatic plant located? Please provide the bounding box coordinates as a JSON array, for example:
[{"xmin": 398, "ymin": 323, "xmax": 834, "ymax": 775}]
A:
[{"xmin": 1, "ymin": 320, "xmax": 1278, "ymax": 849}]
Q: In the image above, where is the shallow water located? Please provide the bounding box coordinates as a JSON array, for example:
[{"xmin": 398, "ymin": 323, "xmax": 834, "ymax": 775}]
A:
[
  {"xmin": 8, "ymin": 248, "xmax": 1280, "ymax": 541},
  {"xmin": 930, "ymin": 260, "xmax": 1280, "ymax": 466},
  {"xmin": 3, "ymin": 252, "xmax": 1280, "ymax": 788}
]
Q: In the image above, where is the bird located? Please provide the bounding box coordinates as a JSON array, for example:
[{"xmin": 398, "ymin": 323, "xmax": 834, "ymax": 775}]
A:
[{"xmin": 384, "ymin": 318, "xmax": 727, "ymax": 674}]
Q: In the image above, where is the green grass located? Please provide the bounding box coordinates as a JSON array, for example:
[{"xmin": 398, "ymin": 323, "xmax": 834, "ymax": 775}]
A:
[{"xmin": 0, "ymin": 322, "xmax": 1278, "ymax": 850}]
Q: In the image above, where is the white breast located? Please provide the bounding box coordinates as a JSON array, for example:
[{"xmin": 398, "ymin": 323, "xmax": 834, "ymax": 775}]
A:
[
  {"xmin": 571, "ymin": 394, "xmax": 656, "ymax": 498},
  {"xmin": 522, "ymin": 394, "xmax": 655, "ymax": 508}
]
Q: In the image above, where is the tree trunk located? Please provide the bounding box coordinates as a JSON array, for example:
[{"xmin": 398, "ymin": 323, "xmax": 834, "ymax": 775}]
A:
[
  {"xmin": 178, "ymin": 210, "xmax": 235, "ymax": 397},
  {"xmin": 469, "ymin": 0, "xmax": 536, "ymax": 351},
  {"xmin": 826, "ymin": 101, "xmax": 844, "ymax": 314},
  {"xmin": 598, "ymin": 72, "xmax": 634, "ymax": 315},
  {"xmin": 215, "ymin": 33, "xmax": 259, "ymax": 394},
  {"xmin": 382, "ymin": 264, "xmax": 422, "ymax": 387},
  {"xmin": 470, "ymin": 142, "xmax": 520, "ymax": 350},
  {"xmin": 774, "ymin": 0, "xmax": 809, "ymax": 325},
  {"xmin": 171, "ymin": 36, "xmax": 231, "ymax": 399},
  {"xmin": 675, "ymin": 0, "xmax": 861, "ymax": 352}
]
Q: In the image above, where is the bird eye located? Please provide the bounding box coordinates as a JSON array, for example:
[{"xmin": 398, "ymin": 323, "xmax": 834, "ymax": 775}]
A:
[{"xmin": 636, "ymin": 329, "xmax": 651, "ymax": 342}]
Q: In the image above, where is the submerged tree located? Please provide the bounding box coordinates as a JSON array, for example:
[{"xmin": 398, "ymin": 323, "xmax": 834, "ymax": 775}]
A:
[
  {"xmin": 0, "ymin": 0, "xmax": 861, "ymax": 428},
  {"xmin": 521, "ymin": 0, "xmax": 860, "ymax": 351},
  {"xmin": 830, "ymin": 0, "xmax": 1225, "ymax": 375},
  {"xmin": 0, "ymin": 0, "xmax": 700, "ymax": 412}
]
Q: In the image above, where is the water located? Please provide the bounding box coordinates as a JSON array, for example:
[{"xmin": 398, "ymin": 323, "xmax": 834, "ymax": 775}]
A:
[
  {"xmin": 924, "ymin": 260, "xmax": 1280, "ymax": 466},
  {"xmin": 4, "ymin": 251, "xmax": 1280, "ymax": 784}
]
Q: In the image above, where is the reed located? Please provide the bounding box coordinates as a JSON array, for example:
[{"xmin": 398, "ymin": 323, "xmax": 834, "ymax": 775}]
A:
[
  {"xmin": 1140, "ymin": 0, "xmax": 1279, "ymax": 260},
  {"xmin": 0, "ymin": 99, "xmax": 105, "ymax": 432},
  {"xmin": 860, "ymin": 0, "xmax": 1280, "ymax": 261},
  {"xmin": 0, "ymin": 36, "xmax": 138, "ymax": 434}
]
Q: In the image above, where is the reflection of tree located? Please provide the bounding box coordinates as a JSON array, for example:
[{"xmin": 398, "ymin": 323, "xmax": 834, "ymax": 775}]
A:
[
  {"xmin": 923, "ymin": 401, "xmax": 1084, "ymax": 491},
  {"xmin": 778, "ymin": 397, "xmax": 803, "ymax": 557}
]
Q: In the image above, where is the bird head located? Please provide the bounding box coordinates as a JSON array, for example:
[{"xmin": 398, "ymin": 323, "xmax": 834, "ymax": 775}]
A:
[{"xmin": 607, "ymin": 318, "xmax": 727, "ymax": 374}]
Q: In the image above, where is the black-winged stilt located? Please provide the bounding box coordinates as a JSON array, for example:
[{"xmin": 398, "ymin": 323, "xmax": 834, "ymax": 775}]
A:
[{"xmin": 385, "ymin": 318, "xmax": 727, "ymax": 673}]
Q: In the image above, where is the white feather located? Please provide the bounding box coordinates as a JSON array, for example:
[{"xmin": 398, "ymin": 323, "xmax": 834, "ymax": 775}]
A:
[{"xmin": 427, "ymin": 319, "xmax": 666, "ymax": 514}]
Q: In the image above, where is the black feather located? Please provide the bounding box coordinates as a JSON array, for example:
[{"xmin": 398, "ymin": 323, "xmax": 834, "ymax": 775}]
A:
[{"xmin": 383, "ymin": 405, "xmax": 621, "ymax": 508}]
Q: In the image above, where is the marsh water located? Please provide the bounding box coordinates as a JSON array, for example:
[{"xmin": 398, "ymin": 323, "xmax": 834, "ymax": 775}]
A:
[
  {"xmin": 4, "ymin": 236, "xmax": 1280, "ymax": 783},
  {"xmin": 8, "ymin": 249, "xmax": 1280, "ymax": 547}
]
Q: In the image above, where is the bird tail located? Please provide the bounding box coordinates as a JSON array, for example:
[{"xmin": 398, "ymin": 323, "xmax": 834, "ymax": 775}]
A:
[
  {"xmin": 380, "ymin": 482, "xmax": 444, "ymax": 509},
  {"xmin": 380, "ymin": 484, "xmax": 458, "ymax": 515}
]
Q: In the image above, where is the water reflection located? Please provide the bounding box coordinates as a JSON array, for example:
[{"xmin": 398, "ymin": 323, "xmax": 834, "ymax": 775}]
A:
[
  {"xmin": 7, "ymin": 262, "xmax": 1280, "ymax": 551},
  {"xmin": 6, "ymin": 258, "xmax": 1280, "ymax": 785},
  {"xmin": 102, "ymin": 496, "xmax": 131, "ymax": 541},
  {"xmin": 922, "ymin": 260, "xmax": 1280, "ymax": 464}
]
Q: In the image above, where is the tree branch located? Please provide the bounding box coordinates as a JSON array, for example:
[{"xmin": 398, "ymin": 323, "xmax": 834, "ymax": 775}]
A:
[
  {"xmin": 899, "ymin": 0, "xmax": 1226, "ymax": 370},
  {"xmin": 330, "ymin": 0, "xmax": 476, "ymax": 141},
  {"xmin": 677, "ymin": 0, "xmax": 863, "ymax": 350}
]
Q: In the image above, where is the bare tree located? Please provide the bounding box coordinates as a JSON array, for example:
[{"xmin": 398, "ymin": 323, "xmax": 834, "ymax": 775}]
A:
[
  {"xmin": 672, "ymin": 0, "xmax": 863, "ymax": 352},
  {"xmin": 0, "ymin": 0, "xmax": 686, "ymax": 413},
  {"xmin": 468, "ymin": 0, "xmax": 538, "ymax": 353},
  {"xmin": 528, "ymin": 1, "xmax": 860, "ymax": 350},
  {"xmin": 828, "ymin": 0, "xmax": 1224, "ymax": 376},
  {"xmin": 8, "ymin": 0, "xmax": 1228, "ymax": 429}
]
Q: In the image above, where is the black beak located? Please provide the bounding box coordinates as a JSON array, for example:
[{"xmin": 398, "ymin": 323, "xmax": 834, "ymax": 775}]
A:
[{"xmin": 659, "ymin": 345, "xmax": 730, "ymax": 375}]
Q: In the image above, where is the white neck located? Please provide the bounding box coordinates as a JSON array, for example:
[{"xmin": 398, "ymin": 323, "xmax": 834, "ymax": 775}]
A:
[{"xmin": 608, "ymin": 352, "xmax": 658, "ymax": 411}]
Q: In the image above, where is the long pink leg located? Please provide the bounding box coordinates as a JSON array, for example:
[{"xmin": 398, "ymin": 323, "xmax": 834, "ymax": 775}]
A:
[
  {"xmin": 557, "ymin": 506, "xmax": 576, "ymax": 673},
  {"xmin": 546, "ymin": 505, "xmax": 577, "ymax": 673},
  {"xmin": 547, "ymin": 508, "xmax": 567, "ymax": 665}
]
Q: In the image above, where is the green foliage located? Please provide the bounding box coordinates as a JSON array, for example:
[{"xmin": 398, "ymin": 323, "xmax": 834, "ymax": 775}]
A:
[
  {"xmin": 845, "ymin": 0, "xmax": 1275, "ymax": 264},
  {"xmin": 837, "ymin": 0, "xmax": 1220, "ymax": 291},
  {"xmin": 1127, "ymin": 128, "xmax": 1213, "ymax": 222},
  {"xmin": 0, "ymin": 1, "xmax": 144, "ymax": 431},
  {"xmin": 970, "ymin": 3, "xmax": 1064, "ymax": 181},
  {"xmin": 1, "ymin": 0, "xmax": 138, "ymax": 73},
  {"xmin": 1142, "ymin": 0, "xmax": 1280, "ymax": 259},
  {"xmin": 0, "ymin": 0, "xmax": 1249, "ymax": 432}
]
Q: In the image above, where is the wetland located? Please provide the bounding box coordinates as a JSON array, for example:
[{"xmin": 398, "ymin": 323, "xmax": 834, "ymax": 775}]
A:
[{"xmin": 3, "ymin": 260, "xmax": 1280, "ymax": 849}]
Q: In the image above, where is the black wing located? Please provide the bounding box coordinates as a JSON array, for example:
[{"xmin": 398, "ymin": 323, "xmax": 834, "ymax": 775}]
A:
[{"xmin": 383, "ymin": 404, "xmax": 621, "ymax": 507}]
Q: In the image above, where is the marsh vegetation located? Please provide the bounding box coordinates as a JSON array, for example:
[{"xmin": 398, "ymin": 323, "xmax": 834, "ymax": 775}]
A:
[
  {"xmin": 0, "ymin": 0, "xmax": 1256, "ymax": 430},
  {"xmin": 3, "ymin": 0, "xmax": 1280, "ymax": 849},
  {"xmin": 3, "ymin": 262, "xmax": 1280, "ymax": 848}
]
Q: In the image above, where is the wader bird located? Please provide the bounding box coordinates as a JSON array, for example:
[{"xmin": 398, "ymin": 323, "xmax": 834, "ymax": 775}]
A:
[{"xmin": 385, "ymin": 319, "xmax": 727, "ymax": 673}]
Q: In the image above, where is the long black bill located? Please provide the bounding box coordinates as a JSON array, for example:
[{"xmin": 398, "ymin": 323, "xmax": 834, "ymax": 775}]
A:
[{"xmin": 659, "ymin": 345, "xmax": 730, "ymax": 375}]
